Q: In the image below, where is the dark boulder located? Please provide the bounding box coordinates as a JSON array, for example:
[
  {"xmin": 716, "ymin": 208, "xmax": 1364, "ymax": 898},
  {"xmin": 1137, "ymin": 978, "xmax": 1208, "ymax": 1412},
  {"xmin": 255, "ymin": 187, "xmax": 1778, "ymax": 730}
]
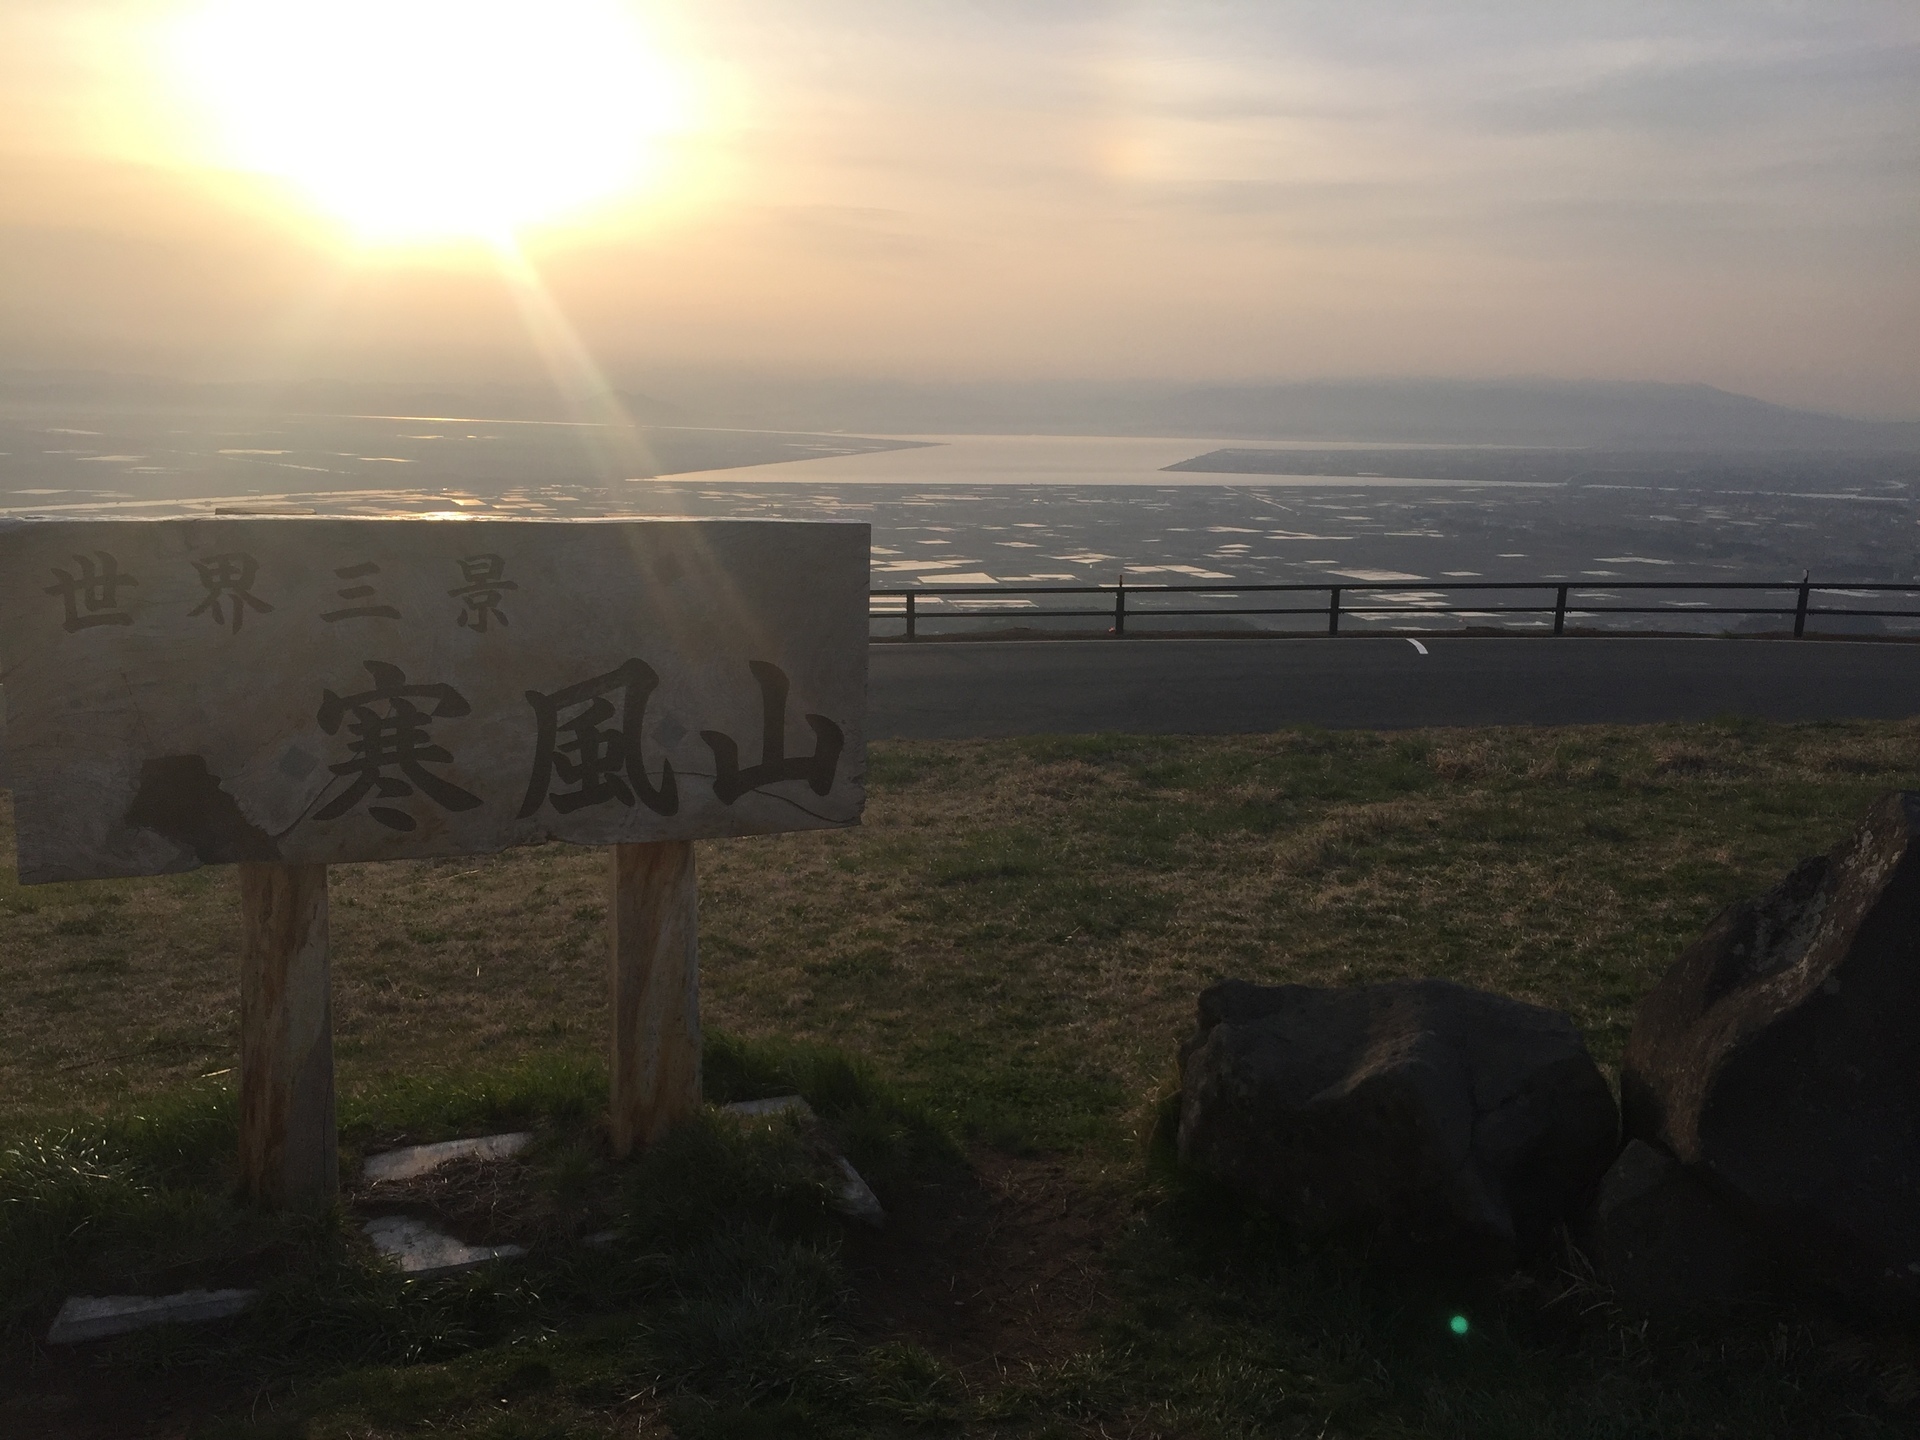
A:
[
  {"xmin": 1621, "ymin": 791, "xmax": 1920, "ymax": 1311},
  {"xmin": 1580, "ymin": 1140, "xmax": 1763, "ymax": 1310},
  {"xmin": 1177, "ymin": 977, "xmax": 1618, "ymax": 1270}
]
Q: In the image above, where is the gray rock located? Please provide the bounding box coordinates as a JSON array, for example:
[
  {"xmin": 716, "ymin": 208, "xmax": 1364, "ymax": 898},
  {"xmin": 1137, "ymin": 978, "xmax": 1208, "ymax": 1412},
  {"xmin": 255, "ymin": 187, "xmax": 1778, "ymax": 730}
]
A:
[
  {"xmin": 1581, "ymin": 1140, "xmax": 1761, "ymax": 1309},
  {"xmin": 47, "ymin": 1289, "xmax": 258, "ymax": 1344},
  {"xmin": 1622, "ymin": 792, "xmax": 1920, "ymax": 1311},
  {"xmin": 1178, "ymin": 977, "xmax": 1618, "ymax": 1269}
]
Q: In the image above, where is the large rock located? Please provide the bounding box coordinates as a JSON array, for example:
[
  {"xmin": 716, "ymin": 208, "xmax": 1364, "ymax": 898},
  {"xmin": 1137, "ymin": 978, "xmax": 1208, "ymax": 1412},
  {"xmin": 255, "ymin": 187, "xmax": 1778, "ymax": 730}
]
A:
[
  {"xmin": 1580, "ymin": 1140, "xmax": 1762, "ymax": 1310},
  {"xmin": 1177, "ymin": 978, "xmax": 1619, "ymax": 1269},
  {"xmin": 1622, "ymin": 792, "xmax": 1920, "ymax": 1311}
]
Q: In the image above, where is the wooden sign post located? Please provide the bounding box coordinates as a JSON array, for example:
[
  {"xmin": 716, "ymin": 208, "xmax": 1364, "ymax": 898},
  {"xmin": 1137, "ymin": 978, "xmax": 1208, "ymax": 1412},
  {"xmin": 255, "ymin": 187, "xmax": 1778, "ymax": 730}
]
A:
[
  {"xmin": 608, "ymin": 841, "xmax": 701, "ymax": 1157},
  {"xmin": 238, "ymin": 862, "xmax": 336, "ymax": 1209},
  {"xmin": 1, "ymin": 517, "xmax": 868, "ymax": 1210}
]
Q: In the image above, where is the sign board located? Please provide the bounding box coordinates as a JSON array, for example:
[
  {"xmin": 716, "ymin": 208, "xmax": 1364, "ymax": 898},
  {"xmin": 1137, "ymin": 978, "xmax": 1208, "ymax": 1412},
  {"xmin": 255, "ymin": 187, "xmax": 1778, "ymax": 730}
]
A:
[{"xmin": 0, "ymin": 518, "xmax": 869, "ymax": 884}]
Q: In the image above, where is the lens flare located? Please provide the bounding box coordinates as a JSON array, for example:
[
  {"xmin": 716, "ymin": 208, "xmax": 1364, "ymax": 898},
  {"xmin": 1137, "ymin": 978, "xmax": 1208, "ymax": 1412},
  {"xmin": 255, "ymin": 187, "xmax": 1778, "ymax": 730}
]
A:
[{"xmin": 171, "ymin": 0, "xmax": 690, "ymax": 242}]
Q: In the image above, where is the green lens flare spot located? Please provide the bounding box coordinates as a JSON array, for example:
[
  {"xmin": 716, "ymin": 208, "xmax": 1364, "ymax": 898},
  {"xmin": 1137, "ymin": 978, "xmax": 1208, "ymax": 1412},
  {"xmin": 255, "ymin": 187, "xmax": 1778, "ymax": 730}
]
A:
[{"xmin": 1449, "ymin": 1314, "xmax": 1470, "ymax": 1336}]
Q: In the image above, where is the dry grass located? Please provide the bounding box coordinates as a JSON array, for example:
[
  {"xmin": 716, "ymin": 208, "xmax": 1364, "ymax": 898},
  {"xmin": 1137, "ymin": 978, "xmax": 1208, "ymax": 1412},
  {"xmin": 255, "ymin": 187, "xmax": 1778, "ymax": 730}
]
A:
[
  {"xmin": 7, "ymin": 716, "xmax": 1920, "ymax": 1439},
  {"xmin": 6, "ymin": 716, "xmax": 1919, "ymax": 1149}
]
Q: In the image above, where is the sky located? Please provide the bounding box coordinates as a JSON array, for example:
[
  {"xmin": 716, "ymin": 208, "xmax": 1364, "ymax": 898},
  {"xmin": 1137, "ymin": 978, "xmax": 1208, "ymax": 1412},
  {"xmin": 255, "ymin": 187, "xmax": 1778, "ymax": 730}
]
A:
[{"xmin": 2, "ymin": 1, "xmax": 1918, "ymax": 417}]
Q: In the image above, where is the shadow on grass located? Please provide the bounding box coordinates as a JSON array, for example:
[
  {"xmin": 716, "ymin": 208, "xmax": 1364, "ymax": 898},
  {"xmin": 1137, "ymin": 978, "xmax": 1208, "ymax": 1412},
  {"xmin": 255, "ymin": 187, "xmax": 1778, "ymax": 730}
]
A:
[
  {"xmin": 1076, "ymin": 1086, "xmax": 1920, "ymax": 1440},
  {"xmin": 6, "ymin": 1047, "xmax": 1916, "ymax": 1438},
  {"xmin": 1, "ymin": 1033, "xmax": 961, "ymax": 1440}
]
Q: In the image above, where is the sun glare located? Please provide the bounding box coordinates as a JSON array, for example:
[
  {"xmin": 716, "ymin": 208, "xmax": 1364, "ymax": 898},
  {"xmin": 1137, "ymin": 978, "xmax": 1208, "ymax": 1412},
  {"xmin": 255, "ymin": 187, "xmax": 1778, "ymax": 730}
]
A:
[{"xmin": 173, "ymin": 0, "xmax": 689, "ymax": 242}]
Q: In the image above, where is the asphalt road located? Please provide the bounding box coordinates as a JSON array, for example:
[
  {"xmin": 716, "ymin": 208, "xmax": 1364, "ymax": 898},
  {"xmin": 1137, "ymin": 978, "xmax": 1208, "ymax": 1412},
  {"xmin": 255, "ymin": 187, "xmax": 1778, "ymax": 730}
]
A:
[{"xmin": 868, "ymin": 637, "xmax": 1920, "ymax": 738}]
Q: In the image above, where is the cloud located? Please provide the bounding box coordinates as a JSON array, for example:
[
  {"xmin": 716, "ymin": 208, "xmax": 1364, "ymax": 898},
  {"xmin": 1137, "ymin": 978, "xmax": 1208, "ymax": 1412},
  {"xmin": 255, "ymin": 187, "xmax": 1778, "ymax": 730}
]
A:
[{"xmin": 0, "ymin": 1, "xmax": 1915, "ymax": 413}]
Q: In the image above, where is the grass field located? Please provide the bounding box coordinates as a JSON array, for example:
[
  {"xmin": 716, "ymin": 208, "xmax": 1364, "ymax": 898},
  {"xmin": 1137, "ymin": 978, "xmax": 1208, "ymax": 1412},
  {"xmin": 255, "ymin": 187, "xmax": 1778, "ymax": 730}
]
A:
[{"xmin": 4, "ymin": 719, "xmax": 1920, "ymax": 1437}]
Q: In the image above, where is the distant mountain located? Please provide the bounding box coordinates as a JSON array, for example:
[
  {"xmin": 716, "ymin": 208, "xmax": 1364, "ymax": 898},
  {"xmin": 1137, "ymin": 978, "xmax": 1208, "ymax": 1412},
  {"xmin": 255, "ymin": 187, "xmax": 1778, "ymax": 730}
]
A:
[
  {"xmin": 5, "ymin": 370, "xmax": 1915, "ymax": 451},
  {"xmin": 1131, "ymin": 379, "xmax": 1920, "ymax": 450},
  {"xmin": 638, "ymin": 375, "xmax": 1920, "ymax": 451}
]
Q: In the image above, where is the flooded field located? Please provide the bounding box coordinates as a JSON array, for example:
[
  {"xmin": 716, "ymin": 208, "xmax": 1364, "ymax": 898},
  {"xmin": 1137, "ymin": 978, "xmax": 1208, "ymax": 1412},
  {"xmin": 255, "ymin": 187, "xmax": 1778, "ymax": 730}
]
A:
[{"xmin": 5, "ymin": 413, "xmax": 1918, "ymax": 637}]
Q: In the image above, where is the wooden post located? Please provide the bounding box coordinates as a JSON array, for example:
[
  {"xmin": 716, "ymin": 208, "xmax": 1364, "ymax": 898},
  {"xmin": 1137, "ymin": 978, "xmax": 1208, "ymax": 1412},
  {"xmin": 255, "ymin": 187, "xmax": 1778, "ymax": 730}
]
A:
[
  {"xmin": 238, "ymin": 862, "xmax": 337, "ymax": 1211},
  {"xmin": 608, "ymin": 841, "xmax": 701, "ymax": 1156}
]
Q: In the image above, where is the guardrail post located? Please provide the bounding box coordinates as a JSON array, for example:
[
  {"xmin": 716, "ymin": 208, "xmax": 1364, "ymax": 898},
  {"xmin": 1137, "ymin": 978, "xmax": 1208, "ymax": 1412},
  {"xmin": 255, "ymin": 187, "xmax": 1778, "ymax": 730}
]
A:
[
  {"xmin": 1553, "ymin": 585, "xmax": 1568, "ymax": 636},
  {"xmin": 1794, "ymin": 573, "xmax": 1810, "ymax": 639},
  {"xmin": 1114, "ymin": 574, "xmax": 1126, "ymax": 636},
  {"xmin": 905, "ymin": 592, "xmax": 916, "ymax": 642},
  {"xmin": 1327, "ymin": 586, "xmax": 1342, "ymax": 635}
]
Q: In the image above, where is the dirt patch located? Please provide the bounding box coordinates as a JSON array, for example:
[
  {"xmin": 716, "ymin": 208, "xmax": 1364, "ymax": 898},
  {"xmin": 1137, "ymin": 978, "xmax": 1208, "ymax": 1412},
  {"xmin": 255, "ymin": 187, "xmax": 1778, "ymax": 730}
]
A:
[
  {"xmin": 845, "ymin": 1148, "xmax": 1122, "ymax": 1378},
  {"xmin": 355, "ymin": 1153, "xmax": 557, "ymax": 1246}
]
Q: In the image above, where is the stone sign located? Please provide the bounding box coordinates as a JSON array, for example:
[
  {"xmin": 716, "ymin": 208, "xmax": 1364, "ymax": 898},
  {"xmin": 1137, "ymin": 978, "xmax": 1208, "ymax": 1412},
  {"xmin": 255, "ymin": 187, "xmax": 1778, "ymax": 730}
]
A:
[{"xmin": 0, "ymin": 517, "xmax": 869, "ymax": 884}]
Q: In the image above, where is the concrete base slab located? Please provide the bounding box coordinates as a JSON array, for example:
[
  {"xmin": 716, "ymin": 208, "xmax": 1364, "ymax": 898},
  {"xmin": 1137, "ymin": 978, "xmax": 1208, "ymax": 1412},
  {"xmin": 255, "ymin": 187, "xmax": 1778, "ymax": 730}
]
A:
[
  {"xmin": 47, "ymin": 1289, "xmax": 258, "ymax": 1344},
  {"xmin": 723, "ymin": 1095, "xmax": 885, "ymax": 1227},
  {"xmin": 364, "ymin": 1215, "xmax": 529, "ymax": 1276},
  {"xmin": 362, "ymin": 1132, "xmax": 534, "ymax": 1184},
  {"xmin": 725, "ymin": 1095, "xmax": 815, "ymax": 1121},
  {"xmin": 833, "ymin": 1156, "xmax": 886, "ymax": 1228}
]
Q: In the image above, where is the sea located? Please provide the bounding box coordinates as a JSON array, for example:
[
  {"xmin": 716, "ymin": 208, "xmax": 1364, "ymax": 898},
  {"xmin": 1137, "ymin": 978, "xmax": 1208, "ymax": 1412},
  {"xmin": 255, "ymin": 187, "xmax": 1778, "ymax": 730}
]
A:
[{"xmin": 5, "ymin": 408, "xmax": 1919, "ymax": 638}]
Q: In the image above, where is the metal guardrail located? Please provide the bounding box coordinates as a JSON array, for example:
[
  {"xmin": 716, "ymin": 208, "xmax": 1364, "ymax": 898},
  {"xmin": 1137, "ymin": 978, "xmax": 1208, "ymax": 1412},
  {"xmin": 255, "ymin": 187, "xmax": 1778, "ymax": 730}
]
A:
[{"xmin": 869, "ymin": 577, "xmax": 1920, "ymax": 640}]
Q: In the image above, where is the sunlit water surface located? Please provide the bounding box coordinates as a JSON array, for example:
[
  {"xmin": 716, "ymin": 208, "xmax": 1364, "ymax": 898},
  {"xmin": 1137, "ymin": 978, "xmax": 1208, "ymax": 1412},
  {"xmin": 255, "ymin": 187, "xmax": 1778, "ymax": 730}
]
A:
[{"xmin": 6, "ymin": 412, "xmax": 1918, "ymax": 636}]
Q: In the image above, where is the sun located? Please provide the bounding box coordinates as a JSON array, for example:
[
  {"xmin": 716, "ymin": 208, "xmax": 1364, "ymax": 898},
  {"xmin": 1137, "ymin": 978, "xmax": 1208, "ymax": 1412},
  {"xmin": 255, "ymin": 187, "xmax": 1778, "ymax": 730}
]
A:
[{"xmin": 172, "ymin": 0, "xmax": 689, "ymax": 242}]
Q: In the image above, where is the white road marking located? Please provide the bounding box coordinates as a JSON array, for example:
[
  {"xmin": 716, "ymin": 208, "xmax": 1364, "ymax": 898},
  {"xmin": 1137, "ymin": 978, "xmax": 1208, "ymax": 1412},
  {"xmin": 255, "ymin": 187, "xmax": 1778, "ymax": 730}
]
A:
[{"xmin": 1406, "ymin": 638, "xmax": 1429, "ymax": 655}]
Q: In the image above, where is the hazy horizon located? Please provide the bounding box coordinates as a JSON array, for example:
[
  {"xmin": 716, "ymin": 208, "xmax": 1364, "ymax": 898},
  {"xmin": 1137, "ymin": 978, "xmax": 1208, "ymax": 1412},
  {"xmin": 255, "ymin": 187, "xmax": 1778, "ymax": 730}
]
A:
[
  {"xmin": 4, "ymin": 3, "xmax": 1917, "ymax": 421},
  {"xmin": 7, "ymin": 370, "xmax": 1920, "ymax": 451}
]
